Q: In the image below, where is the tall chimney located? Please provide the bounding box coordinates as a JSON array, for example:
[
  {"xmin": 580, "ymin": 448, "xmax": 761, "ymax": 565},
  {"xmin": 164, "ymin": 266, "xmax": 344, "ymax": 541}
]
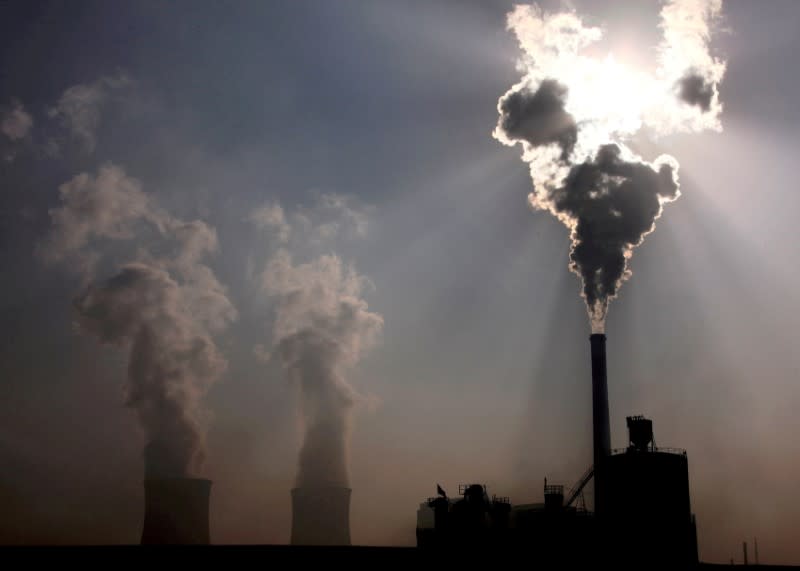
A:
[
  {"xmin": 291, "ymin": 487, "xmax": 352, "ymax": 545},
  {"xmin": 590, "ymin": 333, "xmax": 611, "ymax": 517},
  {"xmin": 141, "ymin": 478, "xmax": 211, "ymax": 544}
]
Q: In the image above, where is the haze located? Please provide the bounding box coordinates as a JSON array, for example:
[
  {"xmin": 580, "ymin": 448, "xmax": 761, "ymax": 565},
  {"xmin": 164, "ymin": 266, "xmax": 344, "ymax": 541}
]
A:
[{"xmin": 0, "ymin": 0, "xmax": 798, "ymax": 565}]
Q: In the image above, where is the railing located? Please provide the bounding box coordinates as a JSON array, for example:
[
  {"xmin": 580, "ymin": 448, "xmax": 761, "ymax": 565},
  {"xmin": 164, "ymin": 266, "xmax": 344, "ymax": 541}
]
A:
[{"xmin": 610, "ymin": 446, "xmax": 686, "ymax": 456}]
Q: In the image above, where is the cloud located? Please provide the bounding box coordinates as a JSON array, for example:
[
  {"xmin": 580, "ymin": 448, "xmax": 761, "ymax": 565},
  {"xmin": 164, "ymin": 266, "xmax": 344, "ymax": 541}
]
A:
[
  {"xmin": 505, "ymin": 5, "xmax": 601, "ymax": 70},
  {"xmin": 494, "ymin": 0, "xmax": 725, "ymax": 331},
  {"xmin": 677, "ymin": 72, "xmax": 714, "ymax": 111},
  {"xmin": 262, "ymin": 250, "xmax": 381, "ymax": 362},
  {"xmin": 42, "ymin": 163, "xmax": 237, "ymax": 478},
  {"xmin": 1, "ymin": 101, "xmax": 33, "ymax": 141},
  {"xmin": 250, "ymin": 192, "xmax": 370, "ymax": 250},
  {"xmin": 496, "ymin": 79, "xmax": 577, "ymax": 159},
  {"xmin": 37, "ymin": 164, "xmax": 154, "ymax": 277},
  {"xmin": 294, "ymin": 192, "xmax": 370, "ymax": 244},
  {"xmin": 655, "ymin": 0, "xmax": 726, "ymax": 132},
  {"xmin": 252, "ymin": 343, "xmax": 272, "ymax": 363},
  {"xmin": 247, "ymin": 202, "xmax": 290, "ymax": 243},
  {"xmin": 551, "ymin": 144, "xmax": 680, "ymax": 326},
  {"xmin": 48, "ymin": 74, "xmax": 131, "ymax": 153}
]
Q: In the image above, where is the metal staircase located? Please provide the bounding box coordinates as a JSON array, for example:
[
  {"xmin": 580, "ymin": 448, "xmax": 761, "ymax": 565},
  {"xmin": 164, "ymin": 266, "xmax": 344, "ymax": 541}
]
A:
[{"xmin": 564, "ymin": 465, "xmax": 594, "ymax": 508}]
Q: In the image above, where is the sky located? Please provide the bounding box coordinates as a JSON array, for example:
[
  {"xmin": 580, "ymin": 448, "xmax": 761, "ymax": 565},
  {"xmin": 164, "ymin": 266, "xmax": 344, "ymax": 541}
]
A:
[{"xmin": 0, "ymin": 0, "xmax": 799, "ymax": 564}]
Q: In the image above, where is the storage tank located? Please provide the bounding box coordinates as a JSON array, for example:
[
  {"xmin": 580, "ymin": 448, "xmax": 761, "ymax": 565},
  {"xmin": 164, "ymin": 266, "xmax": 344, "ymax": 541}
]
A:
[{"xmin": 605, "ymin": 417, "xmax": 698, "ymax": 565}]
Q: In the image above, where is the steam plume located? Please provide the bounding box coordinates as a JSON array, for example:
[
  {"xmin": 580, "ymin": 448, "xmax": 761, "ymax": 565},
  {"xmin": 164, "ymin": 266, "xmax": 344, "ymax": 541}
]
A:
[
  {"xmin": 41, "ymin": 164, "xmax": 236, "ymax": 477},
  {"xmin": 1, "ymin": 100, "xmax": 33, "ymax": 141},
  {"xmin": 252, "ymin": 195, "xmax": 381, "ymax": 488},
  {"xmin": 494, "ymin": 0, "xmax": 725, "ymax": 331},
  {"xmin": 47, "ymin": 74, "xmax": 131, "ymax": 153}
]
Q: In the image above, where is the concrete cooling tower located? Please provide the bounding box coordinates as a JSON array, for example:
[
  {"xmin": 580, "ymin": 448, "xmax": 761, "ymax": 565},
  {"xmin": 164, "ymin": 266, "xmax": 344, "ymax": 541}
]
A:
[
  {"xmin": 291, "ymin": 486, "xmax": 352, "ymax": 546},
  {"xmin": 140, "ymin": 478, "xmax": 211, "ymax": 544}
]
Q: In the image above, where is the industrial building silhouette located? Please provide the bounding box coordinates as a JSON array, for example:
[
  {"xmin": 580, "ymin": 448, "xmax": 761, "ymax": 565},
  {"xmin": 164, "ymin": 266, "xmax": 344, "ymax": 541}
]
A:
[
  {"xmin": 416, "ymin": 334, "xmax": 699, "ymax": 566},
  {"xmin": 415, "ymin": 415, "xmax": 697, "ymax": 565},
  {"xmin": 114, "ymin": 333, "xmax": 797, "ymax": 569}
]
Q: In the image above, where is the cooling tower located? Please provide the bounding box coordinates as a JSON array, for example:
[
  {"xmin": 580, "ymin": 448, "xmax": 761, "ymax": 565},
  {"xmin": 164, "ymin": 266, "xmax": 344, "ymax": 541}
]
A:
[
  {"xmin": 590, "ymin": 333, "xmax": 611, "ymax": 517},
  {"xmin": 291, "ymin": 486, "xmax": 352, "ymax": 545},
  {"xmin": 140, "ymin": 478, "xmax": 211, "ymax": 544}
]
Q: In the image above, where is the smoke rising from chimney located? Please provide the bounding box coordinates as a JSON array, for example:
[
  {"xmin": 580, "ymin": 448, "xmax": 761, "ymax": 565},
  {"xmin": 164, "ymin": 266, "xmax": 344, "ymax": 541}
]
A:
[
  {"xmin": 40, "ymin": 164, "xmax": 237, "ymax": 478},
  {"xmin": 494, "ymin": 1, "xmax": 725, "ymax": 332},
  {"xmin": 250, "ymin": 194, "xmax": 382, "ymax": 488}
]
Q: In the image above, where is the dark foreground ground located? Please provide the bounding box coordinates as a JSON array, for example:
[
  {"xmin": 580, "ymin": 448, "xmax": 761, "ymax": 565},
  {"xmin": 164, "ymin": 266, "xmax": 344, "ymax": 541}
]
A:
[{"xmin": 1, "ymin": 546, "xmax": 798, "ymax": 569}]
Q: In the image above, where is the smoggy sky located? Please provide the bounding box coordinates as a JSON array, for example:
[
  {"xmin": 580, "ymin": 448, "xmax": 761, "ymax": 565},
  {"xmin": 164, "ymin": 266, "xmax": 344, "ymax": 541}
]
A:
[{"xmin": 0, "ymin": 0, "xmax": 799, "ymax": 564}]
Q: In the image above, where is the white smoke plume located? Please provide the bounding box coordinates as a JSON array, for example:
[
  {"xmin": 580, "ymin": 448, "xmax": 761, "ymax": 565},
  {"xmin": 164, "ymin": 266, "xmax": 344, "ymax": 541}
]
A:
[
  {"xmin": 1, "ymin": 100, "xmax": 33, "ymax": 141},
  {"xmin": 251, "ymin": 194, "xmax": 382, "ymax": 488},
  {"xmin": 247, "ymin": 202, "xmax": 291, "ymax": 244},
  {"xmin": 47, "ymin": 74, "xmax": 131, "ymax": 154},
  {"xmin": 494, "ymin": 0, "xmax": 725, "ymax": 332},
  {"xmin": 40, "ymin": 164, "xmax": 237, "ymax": 478}
]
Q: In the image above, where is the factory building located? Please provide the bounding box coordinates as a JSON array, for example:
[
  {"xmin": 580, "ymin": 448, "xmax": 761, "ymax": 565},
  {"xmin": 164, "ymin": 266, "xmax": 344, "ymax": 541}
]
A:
[
  {"xmin": 416, "ymin": 484, "xmax": 511, "ymax": 549},
  {"xmin": 416, "ymin": 334, "xmax": 699, "ymax": 566},
  {"xmin": 605, "ymin": 415, "xmax": 698, "ymax": 565}
]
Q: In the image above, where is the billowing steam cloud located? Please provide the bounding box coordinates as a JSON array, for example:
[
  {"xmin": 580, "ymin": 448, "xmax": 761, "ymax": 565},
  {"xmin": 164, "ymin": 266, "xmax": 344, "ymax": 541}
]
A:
[
  {"xmin": 1, "ymin": 100, "xmax": 33, "ymax": 162},
  {"xmin": 40, "ymin": 164, "xmax": 236, "ymax": 478},
  {"xmin": 47, "ymin": 74, "xmax": 131, "ymax": 154},
  {"xmin": 494, "ymin": 0, "xmax": 725, "ymax": 331},
  {"xmin": 251, "ymin": 195, "xmax": 382, "ymax": 488},
  {"xmin": 1, "ymin": 100, "xmax": 33, "ymax": 141}
]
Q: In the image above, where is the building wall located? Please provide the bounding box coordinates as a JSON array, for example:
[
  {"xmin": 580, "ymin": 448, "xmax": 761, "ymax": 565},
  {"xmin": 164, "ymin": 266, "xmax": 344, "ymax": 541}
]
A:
[{"xmin": 605, "ymin": 450, "xmax": 697, "ymax": 565}]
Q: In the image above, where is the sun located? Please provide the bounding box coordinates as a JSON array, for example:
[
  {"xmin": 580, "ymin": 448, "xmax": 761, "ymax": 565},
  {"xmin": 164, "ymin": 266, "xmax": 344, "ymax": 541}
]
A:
[{"xmin": 561, "ymin": 54, "xmax": 658, "ymax": 154}]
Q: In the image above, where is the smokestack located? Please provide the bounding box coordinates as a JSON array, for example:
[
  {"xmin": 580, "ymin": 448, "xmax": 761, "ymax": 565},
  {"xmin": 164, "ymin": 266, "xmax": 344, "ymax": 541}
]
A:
[
  {"xmin": 141, "ymin": 478, "xmax": 211, "ymax": 545},
  {"xmin": 291, "ymin": 487, "xmax": 351, "ymax": 546},
  {"xmin": 590, "ymin": 333, "xmax": 611, "ymax": 517}
]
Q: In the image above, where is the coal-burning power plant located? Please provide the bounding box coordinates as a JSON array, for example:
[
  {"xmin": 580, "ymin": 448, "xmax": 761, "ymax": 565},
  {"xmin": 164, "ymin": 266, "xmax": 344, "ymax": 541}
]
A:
[
  {"xmin": 128, "ymin": 330, "xmax": 698, "ymax": 564},
  {"xmin": 129, "ymin": 332, "xmax": 698, "ymax": 562},
  {"xmin": 416, "ymin": 334, "xmax": 699, "ymax": 567},
  {"xmin": 140, "ymin": 478, "xmax": 211, "ymax": 545},
  {"xmin": 291, "ymin": 487, "xmax": 352, "ymax": 546}
]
